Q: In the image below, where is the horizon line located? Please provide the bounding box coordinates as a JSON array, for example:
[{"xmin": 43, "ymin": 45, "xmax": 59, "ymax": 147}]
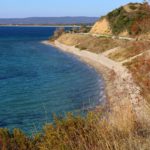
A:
[{"xmin": 0, "ymin": 16, "xmax": 100, "ymax": 19}]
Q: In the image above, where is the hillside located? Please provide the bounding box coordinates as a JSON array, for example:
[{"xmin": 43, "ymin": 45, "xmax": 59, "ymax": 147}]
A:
[
  {"xmin": 0, "ymin": 17, "xmax": 98, "ymax": 25},
  {"xmin": 90, "ymin": 2, "xmax": 150, "ymax": 36}
]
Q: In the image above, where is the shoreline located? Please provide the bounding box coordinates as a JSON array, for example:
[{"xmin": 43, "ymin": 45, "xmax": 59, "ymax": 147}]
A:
[
  {"xmin": 42, "ymin": 40, "xmax": 109, "ymax": 102},
  {"xmin": 42, "ymin": 40, "xmax": 150, "ymax": 130}
]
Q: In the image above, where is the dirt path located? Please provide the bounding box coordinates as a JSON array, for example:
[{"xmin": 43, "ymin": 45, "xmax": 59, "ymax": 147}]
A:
[
  {"xmin": 102, "ymin": 47, "xmax": 120, "ymax": 56},
  {"xmin": 121, "ymin": 50, "xmax": 150, "ymax": 64}
]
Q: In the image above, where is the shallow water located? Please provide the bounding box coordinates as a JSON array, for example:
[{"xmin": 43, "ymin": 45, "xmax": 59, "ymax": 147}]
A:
[{"xmin": 0, "ymin": 27, "xmax": 105, "ymax": 134}]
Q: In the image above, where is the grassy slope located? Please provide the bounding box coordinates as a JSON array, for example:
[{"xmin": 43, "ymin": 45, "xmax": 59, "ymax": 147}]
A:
[
  {"xmin": 108, "ymin": 40, "xmax": 150, "ymax": 61},
  {"xmin": 58, "ymin": 33, "xmax": 121, "ymax": 53},
  {"xmin": 124, "ymin": 53, "xmax": 150, "ymax": 103}
]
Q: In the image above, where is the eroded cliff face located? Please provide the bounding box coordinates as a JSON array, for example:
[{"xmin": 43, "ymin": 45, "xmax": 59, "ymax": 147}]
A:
[
  {"xmin": 90, "ymin": 18, "xmax": 129, "ymax": 36},
  {"xmin": 90, "ymin": 18, "xmax": 112, "ymax": 35}
]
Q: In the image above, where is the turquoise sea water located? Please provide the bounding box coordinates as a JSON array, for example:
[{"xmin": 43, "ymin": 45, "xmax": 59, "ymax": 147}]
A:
[{"xmin": 0, "ymin": 27, "xmax": 105, "ymax": 134}]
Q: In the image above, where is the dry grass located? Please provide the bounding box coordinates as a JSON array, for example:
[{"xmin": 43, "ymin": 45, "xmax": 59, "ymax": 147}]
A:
[
  {"xmin": 58, "ymin": 33, "xmax": 120, "ymax": 53},
  {"xmin": 38, "ymin": 112, "xmax": 150, "ymax": 150},
  {"xmin": 124, "ymin": 53, "xmax": 150, "ymax": 103},
  {"xmin": 108, "ymin": 41, "xmax": 150, "ymax": 62},
  {"xmin": 0, "ymin": 112, "xmax": 149, "ymax": 150},
  {"xmin": 58, "ymin": 34, "xmax": 150, "ymax": 62}
]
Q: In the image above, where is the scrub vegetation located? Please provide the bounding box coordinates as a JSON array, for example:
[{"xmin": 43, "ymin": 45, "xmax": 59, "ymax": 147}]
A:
[
  {"xmin": 124, "ymin": 53, "xmax": 150, "ymax": 103},
  {"xmin": 0, "ymin": 112, "xmax": 150, "ymax": 150},
  {"xmin": 57, "ymin": 33, "xmax": 120, "ymax": 53},
  {"xmin": 106, "ymin": 2, "xmax": 150, "ymax": 35}
]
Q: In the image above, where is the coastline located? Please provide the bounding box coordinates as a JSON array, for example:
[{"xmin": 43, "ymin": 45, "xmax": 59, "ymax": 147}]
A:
[{"xmin": 42, "ymin": 40, "xmax": 150, "ymax": 130}]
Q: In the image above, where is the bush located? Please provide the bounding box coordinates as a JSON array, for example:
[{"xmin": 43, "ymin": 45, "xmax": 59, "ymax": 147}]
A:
[
  {"xmin": 129, "ymin": 5, "xmax": 137, "ymax": 10},
  {"xmin": 0, "ymin": 128, "xmax": 39, "ymax": 150}
]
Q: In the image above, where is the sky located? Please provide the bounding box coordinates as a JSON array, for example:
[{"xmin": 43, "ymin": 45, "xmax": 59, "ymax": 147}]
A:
[{"xmin": 0, "ymin": 0, "xmax": 143, "ymax": 18}]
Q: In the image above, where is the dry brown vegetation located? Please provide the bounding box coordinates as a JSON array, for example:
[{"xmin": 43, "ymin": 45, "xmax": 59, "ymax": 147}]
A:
[
  {"xmin": 108, "ymin": 40, "xmax": 150, "ymax": 61},
  {"xmin": 58, "ymin": 33, "xmax": 120, "ymax": 53},
  {"xmin": 124, "ymin": 52, "xmax": 150, "ymax": 103},
  {"xmin": 58, "ymin": 33, "xmax": 150, "ymax": 62},
  {"xmin": 39, "ymin": 113, "xmax": 150, "ymax": 150},
  {"xmin": 1, "ymin": 112, "xmax": 150, "ymax": 150}
]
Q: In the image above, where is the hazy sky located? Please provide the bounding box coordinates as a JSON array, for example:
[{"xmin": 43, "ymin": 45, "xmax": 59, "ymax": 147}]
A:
[{"xmin": 0, "ymin": 0, "xmax": 143, "ymax": 18}]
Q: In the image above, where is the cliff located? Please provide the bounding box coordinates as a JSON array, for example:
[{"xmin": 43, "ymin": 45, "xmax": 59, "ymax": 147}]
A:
[{"xmin": 90, "ymin": 18, "xmax": 112, "ymax": 35}]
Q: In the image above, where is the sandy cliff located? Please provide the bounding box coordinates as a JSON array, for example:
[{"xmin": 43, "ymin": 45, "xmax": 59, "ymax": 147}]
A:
[{"xmin": 90, "ymin": 18, "xmax": 112, "ymax": 35}]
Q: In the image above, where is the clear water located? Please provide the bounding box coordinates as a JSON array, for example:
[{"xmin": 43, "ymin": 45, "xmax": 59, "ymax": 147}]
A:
[{"xmin": 0, "ymin": 27, "xmax": 105, "ymax": 134}]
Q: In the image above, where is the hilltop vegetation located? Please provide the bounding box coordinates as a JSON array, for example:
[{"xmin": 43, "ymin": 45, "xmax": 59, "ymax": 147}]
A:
[{"xmin": 91, "ymin": 2, "xmax": 150, "ymax": 36}]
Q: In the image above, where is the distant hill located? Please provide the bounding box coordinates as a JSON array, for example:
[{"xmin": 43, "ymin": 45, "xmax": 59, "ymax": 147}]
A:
[
  {"xmin": 90, "ymin": 2, "xmax": 150, "ymax": 36},
  {"xmin": 0, "ymin": 17, "xmax": 98, "ymax": 25}
]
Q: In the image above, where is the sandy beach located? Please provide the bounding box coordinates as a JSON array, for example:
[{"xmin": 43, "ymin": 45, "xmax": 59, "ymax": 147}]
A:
[{"xmin": 42, "ymin": 40, "xmax": 150, "ymax": 130}]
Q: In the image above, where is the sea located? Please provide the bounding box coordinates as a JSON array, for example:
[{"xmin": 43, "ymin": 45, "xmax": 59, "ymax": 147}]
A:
[{"xmin": 0, "ymin": 26, "xmax": 105, "ymax": 134}]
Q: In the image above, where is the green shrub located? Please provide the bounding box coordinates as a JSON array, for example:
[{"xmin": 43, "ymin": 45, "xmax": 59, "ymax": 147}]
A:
[{"xmin": 129, "ymin": 5, "xmax": 137, "ymax": 10}]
